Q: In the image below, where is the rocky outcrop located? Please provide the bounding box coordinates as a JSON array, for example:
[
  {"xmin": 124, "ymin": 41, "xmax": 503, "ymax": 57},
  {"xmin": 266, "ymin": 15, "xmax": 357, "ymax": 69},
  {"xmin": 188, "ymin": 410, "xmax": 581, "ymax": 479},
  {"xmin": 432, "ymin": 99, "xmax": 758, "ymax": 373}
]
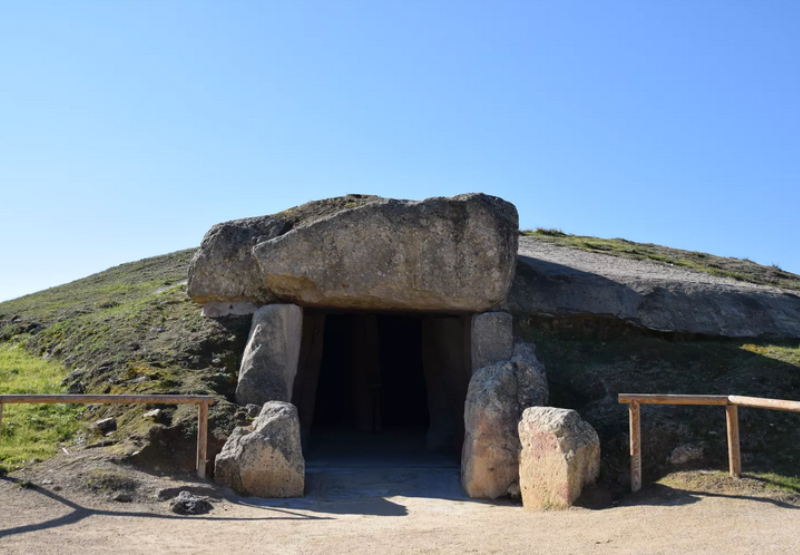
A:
[
  {"xmin": 236, "ymin": 304, "xmax": 302, "ymax": 407},
  {"xmin": 461, "ymin": 340, "xmax": 548, "ymax": 499},
  {"xmin": 517, "ymin": 407, "xmax": 600, "ymax": 510},
  {"xmin": 505, "ymin": 237, "xmax": 800, "ymax": 339},
  {"xmin": 189, "ymin": 193, "xmax": 518, "ymax": 313},
  {"xmin": 215, "ymin": 402, "xmax": 304, "ymax": 498}
]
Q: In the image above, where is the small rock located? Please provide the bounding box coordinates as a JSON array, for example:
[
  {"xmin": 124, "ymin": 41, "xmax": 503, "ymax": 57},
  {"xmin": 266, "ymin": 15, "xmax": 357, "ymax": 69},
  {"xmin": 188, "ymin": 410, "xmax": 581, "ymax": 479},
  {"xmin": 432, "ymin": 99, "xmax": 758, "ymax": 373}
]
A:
[
  {"xmin": 668, "ymin": 444, "xmax": 704, "ymax": 465},
  {"xmin": 67, "ymin": 381, "xmax": 85, "ymax": 394},
  {"xmin": 150, "ymin": 325, "xmax": 167, "ymax": 333},
  {"xmin": 245, "ymin": 404, "xmax": 262, "ymax": 418},
  {"xmin": 211, "ymin": 358, "xmax": 223, "ymax": 367},
  {"xmin": 507, "ymin": 482, "xmax": 521, "ymax": 498},
  {"xmin": 93, "ymin": 417, "xmax": 117, "ymax": 433},
  {"xmin": 169, "ymin": 491, "xmax": 213, "ymax": 515},
  {"xmin": 143, "ymin": 409, "xmax": 162, "ymax": 420},
  {"xmin": 110, "ymin": 492, "xmax": 132, "ymax": 503}
]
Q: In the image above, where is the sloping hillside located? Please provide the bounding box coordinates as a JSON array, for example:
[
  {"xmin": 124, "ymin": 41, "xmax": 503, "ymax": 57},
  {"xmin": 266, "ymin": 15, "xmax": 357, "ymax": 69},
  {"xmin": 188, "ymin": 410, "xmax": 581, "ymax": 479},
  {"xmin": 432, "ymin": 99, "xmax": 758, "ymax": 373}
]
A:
[{"xmin": 0, "ymin": 249, "xmax": 249, "ymax": 472}]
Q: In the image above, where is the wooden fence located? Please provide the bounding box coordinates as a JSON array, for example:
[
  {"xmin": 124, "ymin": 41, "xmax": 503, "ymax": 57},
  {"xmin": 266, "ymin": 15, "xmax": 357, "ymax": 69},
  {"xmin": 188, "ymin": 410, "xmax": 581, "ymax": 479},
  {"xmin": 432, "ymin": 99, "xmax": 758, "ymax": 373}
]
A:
[
  {"xmin": 0, "ymin": 394, "xmax": 215, "ymax": 478},
  {"xmin": 618, "ymin": 393, "xmax": 800, "ymax": 492}
]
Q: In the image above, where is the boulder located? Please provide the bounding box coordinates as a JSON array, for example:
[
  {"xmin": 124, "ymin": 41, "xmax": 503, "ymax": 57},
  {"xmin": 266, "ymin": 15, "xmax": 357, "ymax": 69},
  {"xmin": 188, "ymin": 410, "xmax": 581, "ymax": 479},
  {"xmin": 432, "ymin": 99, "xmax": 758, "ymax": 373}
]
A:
[
  {"xmin": 236, "ymin": 304, "xmax": 303, "ymax": 406},
  {"xmin": 188, "ymin": 194, "xmax": 382, "ymax": 304},
  {"xmin": 215, "ymin": 402, "xmax": 304, "ymax": 498},
  {"xmin": 471, "ymin": 312, "xmax": 514, "ymax": 372},
  {"xmin": 189, "ymin": 193, "xmax": 518, "ymax": 312},
  {"xmin": 517, "ymin": 407, "xmax": 600, "ymax": 510},
  {"xmin": 461, "ymin": 340, "xmax": 548, "ymax": 499}
]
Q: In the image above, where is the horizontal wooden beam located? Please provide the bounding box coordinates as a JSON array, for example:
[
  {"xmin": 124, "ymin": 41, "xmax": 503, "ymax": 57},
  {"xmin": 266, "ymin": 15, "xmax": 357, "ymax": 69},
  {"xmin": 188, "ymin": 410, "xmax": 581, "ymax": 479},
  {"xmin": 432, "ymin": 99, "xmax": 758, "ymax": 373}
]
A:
[
  {"xmin": 728, "ymin": 395, "xmax": 800, "ymax": 413},
  {"xmin": 0, "ymin": 394, "xmax": 215, "ymax": 405},
  {"xmin": 618, "ymin": 394, "xmax": 729, "ymax": 406}
]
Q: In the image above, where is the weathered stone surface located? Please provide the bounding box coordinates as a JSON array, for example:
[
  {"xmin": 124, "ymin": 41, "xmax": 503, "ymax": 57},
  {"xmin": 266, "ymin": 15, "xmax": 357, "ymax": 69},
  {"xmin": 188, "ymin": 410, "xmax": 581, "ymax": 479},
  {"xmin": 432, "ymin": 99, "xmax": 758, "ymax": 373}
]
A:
[
  {"xmin": 250, "ymin": 194, "xmax": 518, "ymax": 312},
  {"xmin": 505, "ymin": 236, "xmax": 800, "ymax": 339},
  {"xmin": 471, "ymin": 312, "xmax": 513, "ymax": 373},
  {"xmin": 236, "ymin": 304, "xmax": 302, "ymax": 406},
  {"xmin": 215, "ymin": 402, "xmax": 304, "ymax": 498},
  {"xmin": 188, "ymin": 195, "xmax": 382, "ymax": 304},
  {"xmin": 461, "ymin": 340, "xmax": 548, "ymax": 499},
  {"xmin": 518, "ymin": 407, "xmax": 600, "ymax": 510}
]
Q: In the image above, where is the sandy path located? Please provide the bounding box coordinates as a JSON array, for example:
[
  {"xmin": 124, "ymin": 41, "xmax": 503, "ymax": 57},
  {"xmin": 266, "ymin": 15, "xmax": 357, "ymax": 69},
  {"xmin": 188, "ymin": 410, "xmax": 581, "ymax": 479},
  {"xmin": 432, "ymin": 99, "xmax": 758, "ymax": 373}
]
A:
[{"xmin": 2, "ymin": 479, "xmax": 799, "ymax": 555}]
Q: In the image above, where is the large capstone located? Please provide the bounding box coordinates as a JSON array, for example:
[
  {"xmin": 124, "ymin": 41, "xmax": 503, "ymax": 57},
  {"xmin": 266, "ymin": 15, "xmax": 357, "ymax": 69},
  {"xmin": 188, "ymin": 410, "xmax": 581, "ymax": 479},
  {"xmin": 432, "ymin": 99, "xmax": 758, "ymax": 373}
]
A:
[
  {"xmin": 236, "ymin": 304, "xmax": 302, "ymax": 406},
  {"xmin": 188, "ymin": 194, "xmax": 382, "ymax": 304},
  {"xmin": 215, "ymin": 402, "xmax": 304, "ymax": 498},
  {"xmin": 188, "ymin": 193, "xmax": 519, "ymax": 313},
  {"xmin": 517, "ymin": 407, "xmax": 600, "ymax": 510},
  {"xmin": 461, "ymin": 340, "xmax": 549, "ymax": 499}
]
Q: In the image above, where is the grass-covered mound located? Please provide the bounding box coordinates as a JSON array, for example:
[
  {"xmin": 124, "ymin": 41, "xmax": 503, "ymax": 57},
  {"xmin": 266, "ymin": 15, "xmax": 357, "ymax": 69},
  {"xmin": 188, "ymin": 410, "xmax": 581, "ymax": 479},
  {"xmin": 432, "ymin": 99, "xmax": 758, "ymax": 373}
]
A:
[{"xmin": 0, "ymin": 249, "xmax": 250, "ymax": 473}]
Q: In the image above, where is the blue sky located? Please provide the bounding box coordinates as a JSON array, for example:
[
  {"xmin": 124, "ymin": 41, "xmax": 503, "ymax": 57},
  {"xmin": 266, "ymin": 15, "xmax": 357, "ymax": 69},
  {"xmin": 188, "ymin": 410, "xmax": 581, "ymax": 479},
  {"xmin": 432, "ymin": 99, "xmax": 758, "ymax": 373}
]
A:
[{"xmin": 1, "ymin": 1, "xmax": 799, "ymax": 302}]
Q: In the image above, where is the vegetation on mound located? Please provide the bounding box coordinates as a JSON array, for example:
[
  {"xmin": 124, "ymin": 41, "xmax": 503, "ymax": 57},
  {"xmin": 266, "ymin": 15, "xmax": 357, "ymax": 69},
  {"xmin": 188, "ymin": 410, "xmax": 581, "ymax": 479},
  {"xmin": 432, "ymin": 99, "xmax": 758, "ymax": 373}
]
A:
[
  {"xmin": 516, "ymin": 316, "xmax": 800, "ymax": 491},
  {"xmin": 521, "ymin": 228, "xmax": 800, "ymax": 291},
  {"xmin": 0, "ymin": 344, "xmax": 85, "ymax": 471},
  {"xmin": 0, "ymin": 249, "xmax": 251, "ymax": 473}
]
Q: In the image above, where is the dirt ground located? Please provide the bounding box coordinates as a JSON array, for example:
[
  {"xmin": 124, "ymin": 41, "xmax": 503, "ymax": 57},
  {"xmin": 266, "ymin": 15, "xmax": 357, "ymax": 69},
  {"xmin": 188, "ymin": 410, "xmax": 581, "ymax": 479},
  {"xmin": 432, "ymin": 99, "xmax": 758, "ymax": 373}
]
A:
[{"xmin": 2, "ymin": 459, "xmax": 800, "ymax": 555}]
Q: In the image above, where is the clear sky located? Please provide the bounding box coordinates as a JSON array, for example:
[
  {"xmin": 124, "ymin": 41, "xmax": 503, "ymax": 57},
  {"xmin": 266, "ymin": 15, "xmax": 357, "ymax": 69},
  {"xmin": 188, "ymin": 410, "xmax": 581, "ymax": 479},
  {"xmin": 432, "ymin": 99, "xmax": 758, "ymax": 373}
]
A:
[{"xmin": 2, "ymin": 1, "xmax": 799, "ymax": 302}]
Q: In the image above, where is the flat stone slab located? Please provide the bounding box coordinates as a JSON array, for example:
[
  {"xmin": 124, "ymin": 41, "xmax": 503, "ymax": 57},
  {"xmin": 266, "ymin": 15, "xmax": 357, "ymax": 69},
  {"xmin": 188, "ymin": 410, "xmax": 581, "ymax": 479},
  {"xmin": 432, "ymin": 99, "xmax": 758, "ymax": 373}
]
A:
[{"xmin": 189, "ymin": 193, "xmax": 518, "ymax": 313}]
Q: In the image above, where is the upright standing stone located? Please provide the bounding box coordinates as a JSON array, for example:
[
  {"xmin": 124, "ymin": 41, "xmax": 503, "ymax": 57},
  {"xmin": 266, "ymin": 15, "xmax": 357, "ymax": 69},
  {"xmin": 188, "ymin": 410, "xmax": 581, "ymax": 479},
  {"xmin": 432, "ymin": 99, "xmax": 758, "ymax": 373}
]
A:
[
  {"xmin": 236, "ymin": 304, "xmax": 303, "ymax": 406},
  {"xmin": 215, "ymin": 402, "xmax": 305, "ymax": 498},
  {"xmin": 517, "ymin": 407, "xmax": 600, "ymax": 510},
  {"xmin": 461, "ymin": 340, "xmax": 549, "ymax": 499},
  {"xmin": 471, "ymin": 312, "xmax": 513, "ymax": 373}
]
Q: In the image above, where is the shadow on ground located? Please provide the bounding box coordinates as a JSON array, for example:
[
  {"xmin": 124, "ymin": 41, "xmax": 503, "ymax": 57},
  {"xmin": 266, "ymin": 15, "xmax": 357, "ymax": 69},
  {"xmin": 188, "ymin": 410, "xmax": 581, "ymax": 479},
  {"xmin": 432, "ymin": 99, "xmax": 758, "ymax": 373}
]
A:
[{"xmin": 0, "ymin": 475, "xmax": 332, "ymax": 541}]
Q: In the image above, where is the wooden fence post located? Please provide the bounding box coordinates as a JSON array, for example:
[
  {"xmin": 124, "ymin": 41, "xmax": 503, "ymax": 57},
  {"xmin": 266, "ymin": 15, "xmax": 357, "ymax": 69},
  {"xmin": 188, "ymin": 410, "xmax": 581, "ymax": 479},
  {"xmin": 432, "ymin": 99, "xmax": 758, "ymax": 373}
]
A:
[
  {"xmin": 197, "ymin": 401, "xmax": 209, "ymax": 479},
  {"xmin": 629, "ymin": 400, "xmax": 641, "ymax": 492},
  {"xmin": 726, "ymin": 404, "xmax": 741, "ymax": 477}
]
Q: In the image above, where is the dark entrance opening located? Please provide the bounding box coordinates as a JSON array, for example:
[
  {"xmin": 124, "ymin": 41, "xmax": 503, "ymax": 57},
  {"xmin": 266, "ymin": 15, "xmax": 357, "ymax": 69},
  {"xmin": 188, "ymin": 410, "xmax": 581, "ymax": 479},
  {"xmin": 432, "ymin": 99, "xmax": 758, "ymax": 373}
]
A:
[{"xmin": 293, "ymin": 310, "xmax": 471, "ymax": 469}]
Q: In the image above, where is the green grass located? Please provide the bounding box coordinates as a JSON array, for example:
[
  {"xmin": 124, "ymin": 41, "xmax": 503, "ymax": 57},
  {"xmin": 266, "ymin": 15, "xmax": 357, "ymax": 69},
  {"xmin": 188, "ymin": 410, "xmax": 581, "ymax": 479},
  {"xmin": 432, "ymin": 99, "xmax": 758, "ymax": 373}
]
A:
[
  {"xmin": 520, "ymin": 229, "xmax": 800, "ymax": 291},
  {"xmin": 0, "ymin": 343, "xmax": 84, "ymax": 471}
]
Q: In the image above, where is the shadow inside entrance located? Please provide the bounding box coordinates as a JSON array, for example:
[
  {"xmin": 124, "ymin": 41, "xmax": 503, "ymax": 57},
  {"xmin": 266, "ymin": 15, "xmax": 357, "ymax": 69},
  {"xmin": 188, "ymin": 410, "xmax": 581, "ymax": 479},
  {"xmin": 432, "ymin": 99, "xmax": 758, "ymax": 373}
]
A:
[{"xmin": 301, "ymin": 425, "xmax": 467, "ymax": 501}]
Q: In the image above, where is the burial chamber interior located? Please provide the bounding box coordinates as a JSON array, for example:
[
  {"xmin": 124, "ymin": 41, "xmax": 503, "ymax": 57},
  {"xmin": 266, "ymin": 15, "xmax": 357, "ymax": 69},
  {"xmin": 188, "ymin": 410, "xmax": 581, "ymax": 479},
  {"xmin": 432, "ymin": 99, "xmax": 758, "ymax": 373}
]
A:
[{"xmin": 291, "ymin": 310, "xmax": 472, "ymax": 468}]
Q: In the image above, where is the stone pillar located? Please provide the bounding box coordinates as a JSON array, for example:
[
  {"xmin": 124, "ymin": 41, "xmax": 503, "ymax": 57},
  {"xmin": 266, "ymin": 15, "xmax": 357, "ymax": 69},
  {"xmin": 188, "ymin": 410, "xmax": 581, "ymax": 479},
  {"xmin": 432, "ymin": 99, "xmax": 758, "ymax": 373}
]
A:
[
  {"xmin": 291, "ymin": 313, "xmax": 326, "ymax": 446},
  {"xmin": 235, "ymin": 304, "xmax": 303, "ymax": 406},
  {"xmin": 422, "ymin": 315, "xmax": 471, "ymax": 453},
  {"xmin": 471, "ymin": 312, "xmax": 513, "ymax": 372}
]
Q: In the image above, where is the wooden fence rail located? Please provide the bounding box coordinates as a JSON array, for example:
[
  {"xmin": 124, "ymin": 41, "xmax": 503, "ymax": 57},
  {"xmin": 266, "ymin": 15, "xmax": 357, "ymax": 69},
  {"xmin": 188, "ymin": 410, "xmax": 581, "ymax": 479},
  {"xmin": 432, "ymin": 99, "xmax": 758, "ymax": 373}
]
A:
[
  {"xmin": 0, "ymin": 394, "xmax": 215, "ymax": 479},
  {"xmin": 619, "ymin": 393, "xmax": 800, "ymax": 492}
]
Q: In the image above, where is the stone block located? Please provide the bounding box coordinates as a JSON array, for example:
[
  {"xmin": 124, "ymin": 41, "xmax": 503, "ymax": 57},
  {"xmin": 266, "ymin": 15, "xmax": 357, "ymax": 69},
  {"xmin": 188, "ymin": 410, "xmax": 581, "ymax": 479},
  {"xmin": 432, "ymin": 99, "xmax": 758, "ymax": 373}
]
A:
[
  {"xmin": 517, "ymin": 407, "xmax": 600, "ymax": 510},
  {"xmin": 236, "ymin": 304, "xmax": 302, "ymax": 406},
  {"xmin": 471, "ymin": 312, "xmax": 513, "ymax": 373},
  {"xmin": 215, "ymin": 402, "xmax": 304, "ymax": 498}
]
